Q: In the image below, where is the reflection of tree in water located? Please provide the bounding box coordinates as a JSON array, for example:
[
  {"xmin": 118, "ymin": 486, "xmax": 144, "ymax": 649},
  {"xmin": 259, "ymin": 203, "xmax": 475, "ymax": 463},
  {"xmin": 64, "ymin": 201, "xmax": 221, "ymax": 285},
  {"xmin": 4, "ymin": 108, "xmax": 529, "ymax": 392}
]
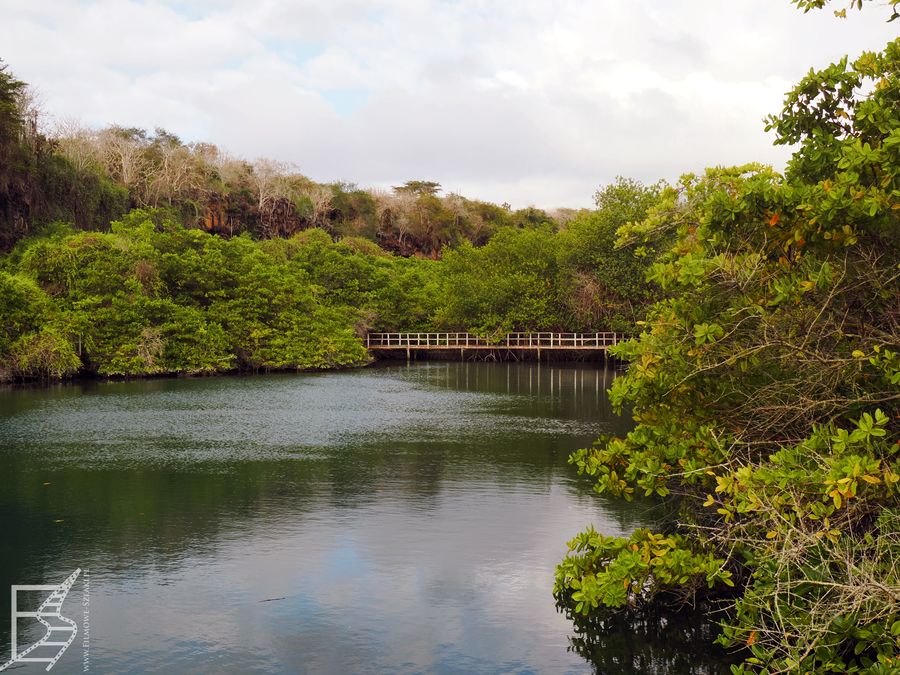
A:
[{"xmin": 559, "ymin": 600, "xmax": 744, "ymax": 674}]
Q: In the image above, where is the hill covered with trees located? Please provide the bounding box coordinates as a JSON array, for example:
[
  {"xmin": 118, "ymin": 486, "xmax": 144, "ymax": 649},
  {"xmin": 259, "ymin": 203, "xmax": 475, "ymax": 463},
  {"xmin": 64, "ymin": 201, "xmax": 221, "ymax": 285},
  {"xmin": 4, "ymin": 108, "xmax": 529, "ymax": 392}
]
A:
[
  {"xmin": 0, "ymin": 59, "xmax": 663, "ymax": 381},
  {"xmin": 0, "ymin": 182, "xmax": 658, "ymax": 381},
  {"xmin": 0, "ymin": 63, "xmax": 573, "ymax": 258},
  {"xmin": 0, "ymin": 59, "xmax": 661, "ymax": 381}
]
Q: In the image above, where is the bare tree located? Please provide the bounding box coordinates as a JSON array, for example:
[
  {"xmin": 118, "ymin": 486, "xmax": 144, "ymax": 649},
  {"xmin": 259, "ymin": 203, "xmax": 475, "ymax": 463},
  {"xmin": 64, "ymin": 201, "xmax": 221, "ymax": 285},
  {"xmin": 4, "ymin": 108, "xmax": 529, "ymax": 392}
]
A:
[
  {"xmin": 148, "ymin": 142, "xmax": 201, "ymax": 206},
  {"xmin": 52, "ymin": 118, "xmax": 103, "ymax": 173},
  {"xmin": 250, "ymin": 158, "xmax": 291, "ymax": 213},
  {"xmin": 381, "ymin": 190, "xmax": 416, "ymax": 247},
  {"xmin": 15, "ymin": 84, "xmax": 44, "ymax": 153},
  {"xmin": 96, "ymin": 126, "xmax": 148, "ymax": 193},
  {"xmin": 249, "ymin": 158, "xmax": 309, "ymax": 237},
  {"xmin": 303, "ymin": 183, "xmax": 332, "ymax": 228}
]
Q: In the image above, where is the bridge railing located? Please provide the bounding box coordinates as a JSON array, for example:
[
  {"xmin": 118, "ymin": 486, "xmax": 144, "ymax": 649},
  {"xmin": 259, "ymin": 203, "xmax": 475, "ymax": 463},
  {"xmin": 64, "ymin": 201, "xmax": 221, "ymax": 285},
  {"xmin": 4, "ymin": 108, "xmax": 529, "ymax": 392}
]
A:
[
  {"xmin": 365, "ymin": 332, "xmax": 621, "ymax": 349},
  {"xmin": 505, "ymin": 332, "xmax": 620, "ymax": 348}
]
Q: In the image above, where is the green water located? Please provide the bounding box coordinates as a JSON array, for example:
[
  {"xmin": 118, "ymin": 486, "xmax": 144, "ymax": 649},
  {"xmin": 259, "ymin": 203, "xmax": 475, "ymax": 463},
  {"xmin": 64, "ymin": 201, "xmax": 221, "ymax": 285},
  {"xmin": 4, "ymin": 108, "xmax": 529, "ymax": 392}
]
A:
[{"xmin": 0, "ymin": 362, "xmax": 729, "ymax": 673}]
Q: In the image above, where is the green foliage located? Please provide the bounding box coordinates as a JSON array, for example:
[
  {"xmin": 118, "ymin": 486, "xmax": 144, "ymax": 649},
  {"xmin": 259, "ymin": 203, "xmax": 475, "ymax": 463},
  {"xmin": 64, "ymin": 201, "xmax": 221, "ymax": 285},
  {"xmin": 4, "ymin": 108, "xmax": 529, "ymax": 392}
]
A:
[
  {"xmin": 34, "ymin": 153, "xmax": 129, "ymax": 230},
  {"xmin": 509, "ymin": 206, "xmax": 555, "ymax": 229},
  {"xmin": 0, "ymin": 60, "xmax": 31, "ymax": 248},
  {"xmin": 0, "ymin": 271, "xmax": 50, "ymax": 353},
  {"xmin": 436, "ymin": 226, "xmax": 561, "ymax": 335},
  {"xmin": 429, "ymin": 179, "xmax": 662, "ymax": 335},
  {"xmin": 365, "ymin": 257, "xmax": 440, "ymax": 332},
  {"xmin": 555, "ymin": 528, "xmax": 733, "ymax": 615},
  {"xmin": 392, "ymin": 180, "xmax": 441, "ymax": 196},
  {"xmin": 557, "ymin": 38, "xmax": 900, "ymax": 674},
  {"xmin": 9, "ymin": 327, "xmax": 81, "ymax": 379},
  {"xmin": 0, "ymin": 270, "xmax": 81, "ymax": 379},
  {"xmin": 792, "ymin": 0, "xmax": 900, "ymax": 21},
  {"xmin": 558, "ymin": 178, "xmax": 662, "ymax": 331},
  {"xmin": 1, "ymin": 210, "xmax": 389, "ymax": 378},
  {"xmin": 0, "ymin": 61, "xmax": 24, "ymax": 149},
  {"xmin": 328, "ymin": 185, "xmax": 379, "ymax": 239}
]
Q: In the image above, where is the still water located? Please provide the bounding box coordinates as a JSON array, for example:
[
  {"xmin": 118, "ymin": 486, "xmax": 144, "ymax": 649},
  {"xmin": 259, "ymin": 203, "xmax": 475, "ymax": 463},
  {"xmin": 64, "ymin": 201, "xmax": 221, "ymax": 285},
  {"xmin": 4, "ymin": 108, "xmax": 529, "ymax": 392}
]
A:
[{"xmin": 0, "ymin": 363, "xmax": 727, "ymax": 673}]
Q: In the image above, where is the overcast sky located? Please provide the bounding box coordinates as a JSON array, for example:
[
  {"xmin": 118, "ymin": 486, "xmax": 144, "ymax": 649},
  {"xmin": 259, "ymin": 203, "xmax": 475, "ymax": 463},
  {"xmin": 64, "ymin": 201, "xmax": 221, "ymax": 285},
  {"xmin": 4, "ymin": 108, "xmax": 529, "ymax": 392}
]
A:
[{"xmin": 0, "ymin": 1, "xmax": 895, "ymax": 208}]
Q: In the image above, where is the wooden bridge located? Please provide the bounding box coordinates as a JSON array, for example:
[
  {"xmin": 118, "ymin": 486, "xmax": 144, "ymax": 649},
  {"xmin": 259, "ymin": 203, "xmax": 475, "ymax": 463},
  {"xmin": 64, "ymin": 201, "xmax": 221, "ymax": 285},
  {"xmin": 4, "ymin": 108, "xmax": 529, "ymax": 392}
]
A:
[{"xmin": 365, "ymin": 332, "xmax": 622, "ymax": 357}]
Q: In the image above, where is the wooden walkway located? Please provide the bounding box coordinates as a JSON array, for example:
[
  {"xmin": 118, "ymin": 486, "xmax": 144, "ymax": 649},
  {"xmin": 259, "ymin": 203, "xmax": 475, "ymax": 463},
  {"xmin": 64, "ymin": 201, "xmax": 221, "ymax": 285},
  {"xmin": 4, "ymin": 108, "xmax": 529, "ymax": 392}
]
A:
[{"xmin": 366, "ymin": 332, "xmax": 622, "ymax": 351}]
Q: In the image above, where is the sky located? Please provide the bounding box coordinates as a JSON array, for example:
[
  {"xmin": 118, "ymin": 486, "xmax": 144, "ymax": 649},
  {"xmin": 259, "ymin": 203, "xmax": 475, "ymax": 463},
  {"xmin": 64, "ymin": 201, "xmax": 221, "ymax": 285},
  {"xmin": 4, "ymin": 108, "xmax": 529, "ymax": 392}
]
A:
[{"xmin": 0, "ymin": 1, "xmax": 895, "ymax": 209}]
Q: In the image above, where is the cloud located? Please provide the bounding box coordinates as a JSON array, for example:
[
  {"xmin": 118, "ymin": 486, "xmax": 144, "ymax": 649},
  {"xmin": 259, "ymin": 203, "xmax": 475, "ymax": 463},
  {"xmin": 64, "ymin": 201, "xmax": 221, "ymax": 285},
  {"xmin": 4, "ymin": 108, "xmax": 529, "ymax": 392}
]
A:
[{"xmin": 0, "ymin": 0, "xmax": 894, "ymax": 207}]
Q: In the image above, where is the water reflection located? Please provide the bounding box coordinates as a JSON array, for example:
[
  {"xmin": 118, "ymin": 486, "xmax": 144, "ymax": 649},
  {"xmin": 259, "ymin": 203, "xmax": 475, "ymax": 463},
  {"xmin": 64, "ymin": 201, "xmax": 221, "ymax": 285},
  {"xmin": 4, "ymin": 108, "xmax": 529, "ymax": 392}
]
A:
[
  {"xmin": 561, "ymin": 604, "xmax": 740, "ymax": 674},
  {"xmin": 0, "ymin": 363, "xmax": 728, "ymax": 673}
]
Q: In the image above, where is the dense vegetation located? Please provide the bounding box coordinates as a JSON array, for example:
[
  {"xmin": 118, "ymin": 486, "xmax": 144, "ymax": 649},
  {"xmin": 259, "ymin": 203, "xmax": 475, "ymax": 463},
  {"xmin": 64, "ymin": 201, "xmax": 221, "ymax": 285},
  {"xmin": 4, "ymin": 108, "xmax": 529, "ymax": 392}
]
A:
[
  {"xmin": 0, "ymin": 188, "xmax": 655, "ymax": 381},
  {"xmin": 555, "ymin": 14, "xmax": 900, "ymax": 675},
  {"xmin": 0, "ymin": 59, "xmax": 661, "ymax": 381}
]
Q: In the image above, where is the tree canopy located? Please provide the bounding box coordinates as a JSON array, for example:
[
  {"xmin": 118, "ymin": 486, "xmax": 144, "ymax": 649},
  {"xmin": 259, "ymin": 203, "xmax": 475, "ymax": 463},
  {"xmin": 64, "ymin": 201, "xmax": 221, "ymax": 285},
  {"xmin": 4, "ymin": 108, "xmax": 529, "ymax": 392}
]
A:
[{"xmin": 555, "ymin": 36, "xmax": 900, "ymax": 674}]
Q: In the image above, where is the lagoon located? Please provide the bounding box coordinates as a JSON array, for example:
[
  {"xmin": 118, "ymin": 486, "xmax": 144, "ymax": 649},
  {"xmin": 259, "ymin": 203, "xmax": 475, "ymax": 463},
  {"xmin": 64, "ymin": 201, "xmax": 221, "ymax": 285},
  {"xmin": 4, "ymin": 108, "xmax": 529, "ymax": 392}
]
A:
[{"xmin": 0, "ymin": 363, "xmax": 725, "ymax": 673}]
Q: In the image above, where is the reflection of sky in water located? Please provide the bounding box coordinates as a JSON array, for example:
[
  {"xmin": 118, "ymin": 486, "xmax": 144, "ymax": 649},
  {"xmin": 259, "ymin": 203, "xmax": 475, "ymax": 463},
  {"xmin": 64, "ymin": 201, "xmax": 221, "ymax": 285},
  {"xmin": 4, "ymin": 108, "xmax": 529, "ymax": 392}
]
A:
[
  {"xmin": 85, "ymin": 486, "xmax": 622, "ymax": 674},
  {"xmin": 0, "ymin": 363, "xmax": 651, "ymax": 673}
]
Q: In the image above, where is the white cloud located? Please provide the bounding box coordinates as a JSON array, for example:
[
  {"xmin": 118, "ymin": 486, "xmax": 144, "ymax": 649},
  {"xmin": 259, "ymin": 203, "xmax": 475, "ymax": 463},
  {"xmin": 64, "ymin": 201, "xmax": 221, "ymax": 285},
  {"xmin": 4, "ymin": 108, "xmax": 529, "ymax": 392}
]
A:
[{"xmin": 0, "ymin": 0, "xmax": 894, "ymax": 208}]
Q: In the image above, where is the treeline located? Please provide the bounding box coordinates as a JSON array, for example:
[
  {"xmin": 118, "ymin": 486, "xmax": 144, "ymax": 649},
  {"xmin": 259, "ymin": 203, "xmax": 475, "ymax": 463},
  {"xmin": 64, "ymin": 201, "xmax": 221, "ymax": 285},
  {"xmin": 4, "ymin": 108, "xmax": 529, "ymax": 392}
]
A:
[
  {"xmin": 0, "ymin": 61, "xmax": 571, "ymax": 257},
  {"xmin": 0, "ymin": 175, "xmax": 658, "ymax": 381}
]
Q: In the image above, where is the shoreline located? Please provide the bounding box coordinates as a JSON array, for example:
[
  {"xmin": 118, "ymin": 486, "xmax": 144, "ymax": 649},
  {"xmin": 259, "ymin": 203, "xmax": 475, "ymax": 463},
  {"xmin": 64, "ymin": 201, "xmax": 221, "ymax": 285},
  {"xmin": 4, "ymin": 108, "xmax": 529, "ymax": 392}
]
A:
[{"xmin": 0, "ymin": 352, "xmax": 625, "ymax": 388}]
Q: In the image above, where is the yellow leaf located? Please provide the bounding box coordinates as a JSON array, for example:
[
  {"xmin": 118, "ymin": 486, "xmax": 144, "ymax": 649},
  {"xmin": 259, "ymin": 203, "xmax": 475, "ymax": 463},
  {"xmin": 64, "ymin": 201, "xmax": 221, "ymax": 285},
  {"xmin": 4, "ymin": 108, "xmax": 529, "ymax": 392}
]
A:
[
  {"xmin": 852, "ymin": 350, "xmax": 865, "ymax": 358},
  {"xmin": 703, "ymin": 494, "xmax": 715, "ymax": 507},
  {"xmin": 765, "ymin": 531, "xmax": 777, "ymax": 539},
  {"xmin": 861, "ymin": 475, "xmax": 882, "ymax": 484}
]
